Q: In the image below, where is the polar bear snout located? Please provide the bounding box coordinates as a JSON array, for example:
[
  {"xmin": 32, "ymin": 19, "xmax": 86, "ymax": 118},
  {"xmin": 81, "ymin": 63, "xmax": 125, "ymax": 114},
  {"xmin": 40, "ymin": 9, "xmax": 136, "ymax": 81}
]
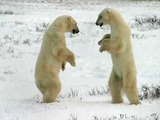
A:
[
  {"xmin": 72, "ymin": 27, "xmax": 79, "ymax": 34},
  {"xmin": 96, "ymin": 22, "xmax": 103, "ymax": 27},
  {"xmin": 95, "ymin": 19, "xmax": 103, "ymax": 27}
]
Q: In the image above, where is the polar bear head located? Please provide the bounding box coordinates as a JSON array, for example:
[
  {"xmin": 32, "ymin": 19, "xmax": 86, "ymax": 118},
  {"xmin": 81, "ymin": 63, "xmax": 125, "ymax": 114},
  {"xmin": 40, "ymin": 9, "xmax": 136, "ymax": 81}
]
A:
[
  {"xmin": 96, "ymin": 8, "xmax": 124, "ymax": 27},
  {"xmin": 54, "ymin": 15, "xmax": 79, "ymax": 34}
]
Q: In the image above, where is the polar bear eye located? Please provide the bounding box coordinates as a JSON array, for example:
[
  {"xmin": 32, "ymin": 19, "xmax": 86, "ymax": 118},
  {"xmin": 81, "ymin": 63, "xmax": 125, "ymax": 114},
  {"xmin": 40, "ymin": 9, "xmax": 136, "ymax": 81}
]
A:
[{"xmin": 106, "ymin": 10, "xmax": 111, "ymax": 13}]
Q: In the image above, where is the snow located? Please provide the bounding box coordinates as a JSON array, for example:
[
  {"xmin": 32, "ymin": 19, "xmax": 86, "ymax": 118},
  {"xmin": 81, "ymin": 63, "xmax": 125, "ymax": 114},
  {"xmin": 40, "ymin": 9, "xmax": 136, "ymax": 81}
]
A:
[{"xmin": 0, "ymin": 1, "xmax": 160, "ymax": 120}]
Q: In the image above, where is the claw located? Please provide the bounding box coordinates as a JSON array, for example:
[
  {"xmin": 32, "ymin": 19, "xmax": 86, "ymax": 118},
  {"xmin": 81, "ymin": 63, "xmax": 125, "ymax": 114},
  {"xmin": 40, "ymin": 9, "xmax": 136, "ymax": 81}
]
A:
[{"xmin": 99, "ymin": 47, "xmax": 104, "ymax": 52}]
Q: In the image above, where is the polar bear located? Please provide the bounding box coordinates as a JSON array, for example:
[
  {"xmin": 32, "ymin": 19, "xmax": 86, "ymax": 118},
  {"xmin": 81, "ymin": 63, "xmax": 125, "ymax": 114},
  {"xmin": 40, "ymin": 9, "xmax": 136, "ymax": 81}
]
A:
[
  {"xmin": 35, "ymin": 15, "xmax": 79, "ymax": 103},
  {"xmin": 96, "ymin": 8, "xmax": 140, "ymax": 105}
]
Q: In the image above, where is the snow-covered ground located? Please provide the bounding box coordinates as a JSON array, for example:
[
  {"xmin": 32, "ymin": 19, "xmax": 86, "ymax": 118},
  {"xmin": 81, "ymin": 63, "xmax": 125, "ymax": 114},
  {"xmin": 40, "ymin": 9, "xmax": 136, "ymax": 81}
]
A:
[{"xmin": 0, "ymin": 1, "xmax": 160, "ymax": 120}]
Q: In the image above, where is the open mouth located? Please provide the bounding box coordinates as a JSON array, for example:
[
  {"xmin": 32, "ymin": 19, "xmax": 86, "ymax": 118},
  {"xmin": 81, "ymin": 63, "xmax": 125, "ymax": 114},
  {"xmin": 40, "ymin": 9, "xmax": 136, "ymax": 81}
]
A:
[
  {"xmin": 99, "ymin": 23, "xmax": 103, "ymax": 27},
  {"xmin": 96, "ymin": 22, "xmax": 103, "ymax": 27}
]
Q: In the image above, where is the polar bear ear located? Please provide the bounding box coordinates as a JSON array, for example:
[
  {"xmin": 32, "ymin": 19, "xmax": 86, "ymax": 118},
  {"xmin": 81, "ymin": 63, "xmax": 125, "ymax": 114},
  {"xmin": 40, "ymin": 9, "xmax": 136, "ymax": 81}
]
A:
[
  {"xmin": 66, "ymin": 16, "xmax": 72, "ymax": 28},
  {"xmin": 67, "ymin": 16, "xmax": 71, "ymax": 22},
  {"xmin": 106, "ymin": 9, "xmax": 111, "ymax": 14}
]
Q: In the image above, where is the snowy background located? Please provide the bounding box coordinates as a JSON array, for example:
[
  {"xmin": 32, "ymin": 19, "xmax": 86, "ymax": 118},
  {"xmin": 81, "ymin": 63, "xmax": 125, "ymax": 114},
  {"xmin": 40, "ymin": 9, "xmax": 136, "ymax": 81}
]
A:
[{"xmin": 0, "ymin": 0, "xmax": 160, "ymax": 120}]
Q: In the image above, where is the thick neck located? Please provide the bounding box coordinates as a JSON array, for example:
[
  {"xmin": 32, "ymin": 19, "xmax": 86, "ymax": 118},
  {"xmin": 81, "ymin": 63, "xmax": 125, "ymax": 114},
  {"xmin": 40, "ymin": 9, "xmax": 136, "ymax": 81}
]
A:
[
  {"xmin": 109, "ymin": 13, "xmax": 127, "ymax": 27},
  {"xmin": 47, "ymin": 24, "xmax": 67, "ymax": 46},
  {"xmin": 47, "ymin": 24, "xmax": 66, "ymax": 36},
  {"xmin": 54, "ymin": 25, "xmax": 66, "ymax": 32}
]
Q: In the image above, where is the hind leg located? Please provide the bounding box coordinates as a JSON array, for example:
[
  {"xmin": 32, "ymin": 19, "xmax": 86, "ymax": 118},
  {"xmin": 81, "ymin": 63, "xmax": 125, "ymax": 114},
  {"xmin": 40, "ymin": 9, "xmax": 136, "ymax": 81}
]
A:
[
  {"xmin": 108, "ymin": 69, "xmax": 123, "ymax": 103},
  {"xmin": 123, "ymin": 72, "xmax": 140, "ymax": 105},
  {"xmin": 43, "ymin": 76, "xmax": 61, "ymax": 103}
]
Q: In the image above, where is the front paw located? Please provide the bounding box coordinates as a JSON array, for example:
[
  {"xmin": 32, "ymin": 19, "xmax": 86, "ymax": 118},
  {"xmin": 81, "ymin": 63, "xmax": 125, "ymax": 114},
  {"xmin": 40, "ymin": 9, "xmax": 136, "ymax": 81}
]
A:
[
  {"xmin": 99, "ymin": 46, "xmax": 104, "ymax": 52},
  {"xmin": 99, "ymin": 44, "xmax": 109, "ymax": 53},
  {"xmin": 103, "ymin": 34, "xmax": 110, "ymax": 39},
  {"xmin": 69, "ymin": 58, "xmax": 76, "ymax": 67},
  {"xmin": 68, "ymin": 55, "xmax": 76, "ymax": 67},
  {"xmin": 70, "ymin": 60, "xmax": 76, "ymax": 67},
  {"xmin": 98, "ymin": 39, "xmax": 103, "ymax": 45}
]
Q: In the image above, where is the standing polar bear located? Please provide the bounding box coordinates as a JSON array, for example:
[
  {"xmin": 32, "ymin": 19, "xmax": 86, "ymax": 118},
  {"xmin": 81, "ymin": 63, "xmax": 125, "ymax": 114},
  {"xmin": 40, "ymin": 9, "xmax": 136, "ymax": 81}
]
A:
[
  {"xmin": 35, "ymin": 15, "xmax": 79, "ymax": 103},
  {"xmin": 96, "ymin": 8, "xmax": 140, "ymax": 104}
]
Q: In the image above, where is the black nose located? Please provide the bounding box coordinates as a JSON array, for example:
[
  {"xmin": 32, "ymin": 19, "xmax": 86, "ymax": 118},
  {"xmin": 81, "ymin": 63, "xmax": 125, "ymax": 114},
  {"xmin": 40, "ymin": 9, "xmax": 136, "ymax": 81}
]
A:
[
  {"xmin": 73, "ymin": 29, "xmax": 79, "ymax": 34},
  {"xmin": 95, "ymin": 22, "xmax": 99, "ymax": 26}
]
